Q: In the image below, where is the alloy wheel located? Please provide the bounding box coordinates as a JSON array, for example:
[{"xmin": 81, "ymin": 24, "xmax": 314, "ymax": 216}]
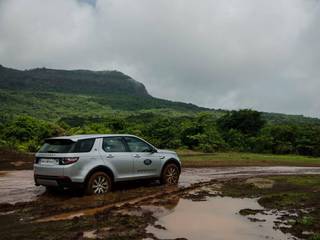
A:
[
  {"xmin": 92, "ymin": 175, "xmax": 109, "ymax": 194},
  {"xmin": 165, "ymin": 166, "xmax": 179, "ymax": 184}
]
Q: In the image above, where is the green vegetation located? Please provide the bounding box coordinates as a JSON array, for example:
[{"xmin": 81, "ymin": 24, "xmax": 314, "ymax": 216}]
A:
[
  {"xmin": 310, "ymin": 234, "xmax": 320, "ymax": 240},
  {"xmin": 179, "ymin": 151, "xmax": 320, "ymax": 167},
  {"xmin": 0, "ymin": 65, "xmax": 208, "ymax": 113},
  {"xmin": 2, "ymin": 111, "xmax": 320, "ymax": 162},
  {"xmin": 1, "ymin": 65, "xmax": 320, "ymax": 161}
]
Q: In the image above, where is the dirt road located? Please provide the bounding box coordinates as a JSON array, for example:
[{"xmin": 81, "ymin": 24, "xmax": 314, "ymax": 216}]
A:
[
  {"xmin": 0, "ymin": 167, "xmax": 320, "ymax": 240},
  {"xmin": 1, "ymin": 166, "xmax": 320, "ymax": 204}
]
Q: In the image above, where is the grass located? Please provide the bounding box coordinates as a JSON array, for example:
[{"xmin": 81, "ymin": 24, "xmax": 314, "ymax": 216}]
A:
[{"xmin": 178, "ymin": 150, "xmax": 320, "ymax": 167}]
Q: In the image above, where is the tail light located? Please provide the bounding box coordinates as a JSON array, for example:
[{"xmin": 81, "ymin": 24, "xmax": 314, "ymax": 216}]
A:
[{"xmin": 60, "ymin": 157, "xmax": 79, "ymax": 165}]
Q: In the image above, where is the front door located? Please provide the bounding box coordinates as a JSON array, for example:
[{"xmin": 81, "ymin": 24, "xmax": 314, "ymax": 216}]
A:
[{"xmin": 123, "ymin": 136, "xmax": 161, "ymax": 178}]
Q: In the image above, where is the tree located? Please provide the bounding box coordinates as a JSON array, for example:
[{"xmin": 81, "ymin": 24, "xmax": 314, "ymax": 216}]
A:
[
  {"xmin": 218, "ymin": 109, "xmax": 266, "ymax": 136},
  {"xmin": 261, "ymin": 125, "xmax": 296, "ymax": 154},
  {"xmin": 1, "ymin": 116, "xmax": 64, "ymax": 151},
  {"xmin": 142, "ymin": 118, "xmax": 181, "ymax": 149}
]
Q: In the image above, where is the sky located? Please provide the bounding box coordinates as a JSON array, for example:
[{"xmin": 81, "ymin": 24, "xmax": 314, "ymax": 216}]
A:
[{"xmin": 0, "ymin": 0, "xmax": 319, "ymax": 117}]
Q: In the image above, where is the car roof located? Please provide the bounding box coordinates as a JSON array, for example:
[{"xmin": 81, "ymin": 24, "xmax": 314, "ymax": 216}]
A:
[{"xmin": 46, "ymin": 134, "xmax": 137, "ymax": 142}]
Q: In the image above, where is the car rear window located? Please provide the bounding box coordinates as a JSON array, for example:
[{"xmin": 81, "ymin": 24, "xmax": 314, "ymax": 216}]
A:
[{"xmin": 38, "ymin": 138, "xmax": 95, "ymax": 153}]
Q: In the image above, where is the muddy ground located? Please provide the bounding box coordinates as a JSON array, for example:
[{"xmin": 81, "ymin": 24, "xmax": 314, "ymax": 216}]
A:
[
  {"xmin": 0, "ymin": 149, "xmax": 34, "ymax": 170},
  {"xmin": 1, "ymin": 167, "xmax": 320, "ymax": 240}
]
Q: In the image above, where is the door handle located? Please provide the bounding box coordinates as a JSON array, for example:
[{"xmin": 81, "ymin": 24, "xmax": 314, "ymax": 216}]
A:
[
  {"xmin": 106, "ymin": 154, "xmax": 114, "ymax": 158},
  {"xmin": 133, "ymin": 154, "xmax": 141, "ymax": 158}
]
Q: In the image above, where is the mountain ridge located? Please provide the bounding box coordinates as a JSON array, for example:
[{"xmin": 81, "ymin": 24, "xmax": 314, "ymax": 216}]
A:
[
  {"xmin": 0, "ymin": 64, "xmax": 319, "ymax": 125},
  {"xmin": 0, "ymin": 64, "xmax": 149, "ymax": 96},
  {"xmin": 0, "ymin": 64, "xmax": 209, "ymax": 117}
]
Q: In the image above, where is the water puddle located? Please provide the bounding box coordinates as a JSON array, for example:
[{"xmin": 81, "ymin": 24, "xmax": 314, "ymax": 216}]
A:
[
  {"xmin": 0, "ymin": 170, "xmax": 45, "ymax": 204},
  {"xmin": 146, "ymin": 197, "xmax": 297, "ymax": 240}
]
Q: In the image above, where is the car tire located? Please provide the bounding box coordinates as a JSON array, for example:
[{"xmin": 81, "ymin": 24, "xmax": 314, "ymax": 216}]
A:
[
  {"xmin": 160, "ymin": 163, "xmax": 180, "ymax": 185},
  {"xmin": 85, "ymin": 171, "xmax": 112, "ymax": 195}
]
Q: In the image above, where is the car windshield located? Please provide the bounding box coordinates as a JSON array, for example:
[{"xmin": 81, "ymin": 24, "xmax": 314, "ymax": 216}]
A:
[{"xmin": 38, "ymin": 138, "xmax": 95, "ymax": 153}]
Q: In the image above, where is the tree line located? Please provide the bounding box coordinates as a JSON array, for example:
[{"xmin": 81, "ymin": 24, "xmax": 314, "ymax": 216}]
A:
[{"xmin": 1, "ymin": 109, "xmax": 320, "ymax": 157}]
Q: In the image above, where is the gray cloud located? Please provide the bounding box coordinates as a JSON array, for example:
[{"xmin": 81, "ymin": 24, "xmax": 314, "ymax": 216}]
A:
[{"xmin": 0, "ymin": 0, "xmax": 319, "ymax": 117}]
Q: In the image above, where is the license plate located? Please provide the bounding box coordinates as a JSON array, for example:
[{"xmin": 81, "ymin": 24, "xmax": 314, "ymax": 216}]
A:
[{"xmin": 40, "ymin": 158, "xmax": 59, "ymax": 165}]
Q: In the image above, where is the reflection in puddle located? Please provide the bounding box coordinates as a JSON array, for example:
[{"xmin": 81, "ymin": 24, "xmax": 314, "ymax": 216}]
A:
[{"xmin": 147, "ymin": 197, "xmax": 297, "ymax": 240}]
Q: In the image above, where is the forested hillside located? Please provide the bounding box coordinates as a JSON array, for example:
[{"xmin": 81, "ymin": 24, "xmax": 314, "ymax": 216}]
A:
[
  {"xmin": 0, "ymin": 64, "xmax": 148, "ymax": 96},
  {"xmin": 1, "ymin": 64, "xmax": 320, "ymax": 156},
  {"xmin": 0, "ymin": 65, "xmax": 207, "ymax": 114}
]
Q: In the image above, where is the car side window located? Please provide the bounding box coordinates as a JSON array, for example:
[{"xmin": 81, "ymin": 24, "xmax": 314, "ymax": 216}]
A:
[
  {"xmin": 124, "ymin": 137, "xmax": 153, "ymax": 152},
  {"xmin": 102, "ymin": 137, "xmax": 127, "ymax": 152},
  {"xmin": 74, "ymin": 138, "xmax": 95, "ymax": 153}
]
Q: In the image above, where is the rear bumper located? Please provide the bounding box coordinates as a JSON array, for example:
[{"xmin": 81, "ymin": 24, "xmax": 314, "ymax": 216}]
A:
[{"xmin": 34, "ymin": 174, "xmax": 83, "ymax": 188}]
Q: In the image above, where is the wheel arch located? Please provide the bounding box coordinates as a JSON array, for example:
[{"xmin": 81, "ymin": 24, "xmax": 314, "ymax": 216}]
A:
[
  {"xmin": 84, "ymin": 165, "xmax": 115, "ymax": 185},
  {"xmin": 161, "ymin": 158, "xmax": 181, "ymax": 176}
]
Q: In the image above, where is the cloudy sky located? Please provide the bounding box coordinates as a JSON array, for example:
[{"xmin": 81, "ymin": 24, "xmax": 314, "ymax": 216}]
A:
[{"xmin": 0, "ymin": 0, "xmax": 319, "ymax": 117}]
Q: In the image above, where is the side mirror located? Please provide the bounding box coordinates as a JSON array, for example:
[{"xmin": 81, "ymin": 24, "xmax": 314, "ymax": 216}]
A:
[
  {"xmin": 148, "ymin": 148, "xmax": 157, "ymax": 153},
  {"xmin": 143, "ymin": 147, "xmax": 157, "ymax": 153}
]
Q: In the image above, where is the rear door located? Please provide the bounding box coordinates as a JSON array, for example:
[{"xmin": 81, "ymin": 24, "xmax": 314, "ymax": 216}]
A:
[
  {"xmin": 100, "ymin": 136, "xmax": 133, "ymax": 181},
  {"xmin": 124, "ymin": 136, "xmax": 161, "ymax": 178}
]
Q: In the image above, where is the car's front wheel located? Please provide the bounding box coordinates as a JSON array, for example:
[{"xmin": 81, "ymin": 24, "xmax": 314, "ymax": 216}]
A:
[
  {"xmin": 160, "ymin": 163, "xmax": 180, "ymax": 185},
  {"xmin": 85, "ymin": 171, "xmax": 112, "ymax": 195}
]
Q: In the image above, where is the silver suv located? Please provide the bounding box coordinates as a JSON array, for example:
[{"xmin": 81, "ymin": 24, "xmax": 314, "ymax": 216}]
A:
[{"xmin": 34, "ymin": 134, "xmax": 181, "ymax": 195}]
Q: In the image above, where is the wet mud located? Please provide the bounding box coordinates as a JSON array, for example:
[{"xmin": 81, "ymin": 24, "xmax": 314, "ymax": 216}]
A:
[
  {"xmin": 0, "ymin": 167, "xmax": 320, "ymax": 239},
  {"xmin": 2, "ymin": 166, "xmax": 320, "ymax": 204},
  {"xmin": 0, "ymin": 149, "xmax": 34, "ymax": 170}
]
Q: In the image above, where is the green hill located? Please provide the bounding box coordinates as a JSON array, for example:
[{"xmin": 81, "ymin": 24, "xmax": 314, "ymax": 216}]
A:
[
  {"xmin": 0, "ymin": 64, "xmax": 149, "ymax": 96},
  {"xmin": 0, "ymin": 64, "xmax": 319, "ymax": 125},
  {"xmin": 0, "ymin": 64, "xmax": 209, "ymax": 119}
]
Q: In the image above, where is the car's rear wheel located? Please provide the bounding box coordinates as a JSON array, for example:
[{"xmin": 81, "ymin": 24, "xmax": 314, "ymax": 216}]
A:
[
  {"xmin": 85, "ymin": 172, "xmax": 112, "ymax": 195},
  {"xmin": 160, "ymin": 163, "xmax": 180, "ymax": 185}
]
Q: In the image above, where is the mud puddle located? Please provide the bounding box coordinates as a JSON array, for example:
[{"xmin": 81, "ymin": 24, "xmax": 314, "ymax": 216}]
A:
[
  {"xmin": 0, "ymin": 172, "xmax": 319, "ymax": 239},
  {"xmin": 0, "ymin": 170, "xmax": 45, "ymax": 203},
  {"xmin": 146, "ymin": 197, "xmax": 297, "ymax": 240}
]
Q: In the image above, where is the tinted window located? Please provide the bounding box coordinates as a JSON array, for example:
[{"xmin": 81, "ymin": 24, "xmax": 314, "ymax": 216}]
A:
[
  {"xmin": 103, "ymin": 137, "xmax": 127, "ymax": 152},
  {"xmin": 74, "ymin": 138, "xmax": 95, "ymax": 153},
  {"xmin": 124, "ymin": 137, "xmax": 152, "ymax": 152},
  {"xmin": 38, "ymin": 138, "xmax": 95, "ymax": 153},
  {"xmin": 39, "ymin": 139, "xmax": 74, "ymax": 153}
]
